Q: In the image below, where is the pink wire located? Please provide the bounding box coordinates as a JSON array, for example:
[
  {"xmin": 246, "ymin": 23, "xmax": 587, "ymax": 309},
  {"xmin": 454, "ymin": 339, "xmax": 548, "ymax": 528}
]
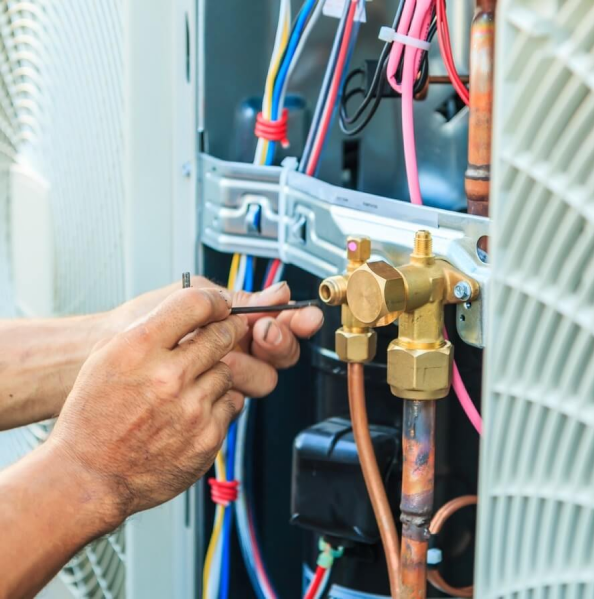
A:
[
  {"xmin": 389, "ymin": 0, "xmax": 483, "ymax": 434},
  {"xmin": 452, "ymin": 360, "xmax": 483, "ymax": 435}
]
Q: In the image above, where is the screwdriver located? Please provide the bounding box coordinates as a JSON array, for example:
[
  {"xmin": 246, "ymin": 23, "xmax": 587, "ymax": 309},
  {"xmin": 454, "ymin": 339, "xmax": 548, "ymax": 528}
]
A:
[{"xmin": 182, "ymin": 272, "xmax": 319, "ymax": 314}]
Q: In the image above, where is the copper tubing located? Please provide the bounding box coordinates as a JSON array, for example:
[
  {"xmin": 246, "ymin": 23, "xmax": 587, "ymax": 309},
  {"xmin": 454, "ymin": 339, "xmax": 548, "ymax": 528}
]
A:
[
  {"xmin": 427, "ymin": 495, "xmax": 478, "ymax": 598},
  {"xmin": 400, "ymin": 400, "xmax": 436, "ymax": 599},
  {"xmin": 465, "ymin": 1, "xmax": 496, "ymax": 217},
  {"xmin": 347, "ymin": 363, "xmax": 401, "ymax": 598}
]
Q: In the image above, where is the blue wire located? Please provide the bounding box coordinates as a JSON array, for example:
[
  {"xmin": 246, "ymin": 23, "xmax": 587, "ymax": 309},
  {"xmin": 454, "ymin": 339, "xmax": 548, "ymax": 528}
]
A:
[
  {"xmin": 220, "ymin": 253, "xmax": 258, "ymax": 599},
  {"xmin": 265, "ymin": 0, "xmax": 317, "ymax": 166},
  {"xmin": 220, "ymin": 422, "xmax": 238, "ymax": 599},
  {"xmin": 244, "ymin": 256, "xmax": 255, "ymax": 293}
]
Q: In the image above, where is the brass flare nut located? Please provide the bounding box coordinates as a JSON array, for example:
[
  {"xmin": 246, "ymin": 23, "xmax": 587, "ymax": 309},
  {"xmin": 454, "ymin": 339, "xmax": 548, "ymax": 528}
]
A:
[
  {"xmin": 336, "ymin": 328, "xmax": 377, "ymax": 363},
  {"xmin": 387, "ymin": 340, "xmax": 454, "ymax": 400}
]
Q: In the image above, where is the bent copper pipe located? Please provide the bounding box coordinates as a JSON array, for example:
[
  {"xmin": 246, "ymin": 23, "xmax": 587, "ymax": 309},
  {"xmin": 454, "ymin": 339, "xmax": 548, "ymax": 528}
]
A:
[
  {"xmin": 466, "ymin": 0, "xmax": 496, "ymax": 217},
  {"xmin": 427, "ymin": 495, "xmax": 478, "ymax": 598},
  {"xmin": 348, "ymin": 363, "xmax": 401, "ymax": 598},
  {"xmin": 400, "ymin": 400, "xmax": 436, "ymax": 599}
]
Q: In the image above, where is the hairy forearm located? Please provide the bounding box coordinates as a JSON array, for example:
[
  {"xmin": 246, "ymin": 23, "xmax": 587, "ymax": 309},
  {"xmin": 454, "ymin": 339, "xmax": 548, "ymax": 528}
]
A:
[
  {"xmin": 0, "ymin": 441, "xmax": 119, "ymax": 599},
  {"xmin": 0, "ymin": 315, "xmax": 113, "ymax": 430}
]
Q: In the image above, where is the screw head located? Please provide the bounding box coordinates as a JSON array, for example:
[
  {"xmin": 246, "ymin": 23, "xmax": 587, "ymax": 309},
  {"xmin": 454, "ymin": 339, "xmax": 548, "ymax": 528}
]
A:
[{"xmin": 454, "ymin": 281, "xmax": 472, "ymax": 301}]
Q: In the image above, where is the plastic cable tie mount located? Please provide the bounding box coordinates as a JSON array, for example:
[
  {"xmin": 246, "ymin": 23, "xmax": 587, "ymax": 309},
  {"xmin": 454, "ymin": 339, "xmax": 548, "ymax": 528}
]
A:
[{"xmin": 378, "ymin": 26, "xmax": 431, "ymax": 50}]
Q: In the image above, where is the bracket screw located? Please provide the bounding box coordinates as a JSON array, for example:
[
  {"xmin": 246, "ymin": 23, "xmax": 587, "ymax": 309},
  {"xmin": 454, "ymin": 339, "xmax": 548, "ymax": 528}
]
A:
[{"xmin": 454, "ymin": 281, "xmax": 472, "ymax": 301}]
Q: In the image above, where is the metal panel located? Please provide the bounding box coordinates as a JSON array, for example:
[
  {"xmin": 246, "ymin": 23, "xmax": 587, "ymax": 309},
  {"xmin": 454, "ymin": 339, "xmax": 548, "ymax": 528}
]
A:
[{"xmin": 199, "ymin": 154, "xmax": 490, "ymax": 347}]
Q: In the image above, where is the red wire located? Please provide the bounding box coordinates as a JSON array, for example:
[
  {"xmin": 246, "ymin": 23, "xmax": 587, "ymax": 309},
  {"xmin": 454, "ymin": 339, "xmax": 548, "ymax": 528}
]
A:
[
  {"xmin": 303, "ymin": 566, "xmax": 327, "ymax": 599},
  {"xmin": 305, "ymin": 0, "xmax": 358, "ymax": 176},
  {"xmin": 264, "ymin": 259, "xmax": 282, "ymax": 289},
  {"xmin": 437, "ymin": 0, "xmax": 469, "ymax": 105}
]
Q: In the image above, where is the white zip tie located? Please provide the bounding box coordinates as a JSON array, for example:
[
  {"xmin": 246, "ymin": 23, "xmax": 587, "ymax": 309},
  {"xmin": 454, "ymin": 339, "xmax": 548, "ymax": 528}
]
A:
[{"xmin": 378, "ymin": 26, "xmax": 431, "ymax": 51}]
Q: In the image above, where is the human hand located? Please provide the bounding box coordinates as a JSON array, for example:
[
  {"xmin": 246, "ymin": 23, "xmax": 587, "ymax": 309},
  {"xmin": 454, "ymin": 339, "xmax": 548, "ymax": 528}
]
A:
[
  {"xmin": 49, "ymin": 287, "xmax": 247, "ymax": 528},
  {"xmin": 109, "ymin": 275, "xmax": 324, "ymax": 399}
]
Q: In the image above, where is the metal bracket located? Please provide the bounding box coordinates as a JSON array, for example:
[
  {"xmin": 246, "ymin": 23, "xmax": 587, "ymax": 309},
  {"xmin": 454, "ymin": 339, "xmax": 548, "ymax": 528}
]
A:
[{"xmin": 198, "ymin": 154, "xmax": 490, "ymax": 348}]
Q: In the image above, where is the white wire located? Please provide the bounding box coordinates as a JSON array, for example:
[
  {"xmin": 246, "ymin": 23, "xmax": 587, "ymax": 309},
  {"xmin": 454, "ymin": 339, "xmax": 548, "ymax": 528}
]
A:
[
  {"xmin": 255, "ymin": 0, "xmax": 292, "ymax": 165},
  {"xmin": 234, "ymin": 254, "xmax": 248, "ymax": 293},
  {"xmin": 272, "ymin": 261, "xmax": 286, "ymax": 285},
  {"xmin": 279, "ymin": 0, "xmax": 324, "ymax": 111},
  {"xmin": 313, "ymin": 566, "xmax": 332, "ymax": 599},
  {"xmin": 235, "ymin": 400, "xmax": 276, "ymax": 599}
]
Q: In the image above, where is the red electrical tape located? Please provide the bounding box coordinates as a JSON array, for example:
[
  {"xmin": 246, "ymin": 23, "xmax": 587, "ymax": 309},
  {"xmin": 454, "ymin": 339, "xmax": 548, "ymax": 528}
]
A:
[
  {"xmin": 255, "ymin": 109, "xmax": 290, "ymax": 148},
  {"xmin": 208, "ymin": 478, "xmax": 239, "ymax": 506}
]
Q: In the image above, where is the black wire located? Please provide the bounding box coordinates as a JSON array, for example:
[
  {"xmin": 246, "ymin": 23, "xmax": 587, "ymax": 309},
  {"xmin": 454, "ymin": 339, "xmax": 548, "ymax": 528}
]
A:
[
  {"xmin": 339, "ymin": 6, "xmax": 437, "ymax": 137},
  {"xmin": 339, "ymin": 0, "xmax": 406, "ymax": 133},
  {"xmin": 299, "ymin": 0, "xmax": 351, "ymax": 173}
]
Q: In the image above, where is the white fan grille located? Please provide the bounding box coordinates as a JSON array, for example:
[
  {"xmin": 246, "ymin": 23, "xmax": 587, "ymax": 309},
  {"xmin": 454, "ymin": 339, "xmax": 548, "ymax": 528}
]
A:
[
  {"xmin": 476, "ymin": 0, "xmax": 594, "ymax": 596},
  {"xmin": 0, "ymin": 1, "xmax": 127, "ymax": 597}
]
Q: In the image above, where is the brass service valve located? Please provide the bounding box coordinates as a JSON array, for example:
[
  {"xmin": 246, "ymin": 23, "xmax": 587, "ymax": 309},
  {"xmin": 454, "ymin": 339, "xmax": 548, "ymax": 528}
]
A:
[
  {"xmin": 319, "ymin": 237, "xmax": 377, "ymax": 363},
  {"xmin": 345, "ymin": 231, "xmax": 479, "ymax": 399}
]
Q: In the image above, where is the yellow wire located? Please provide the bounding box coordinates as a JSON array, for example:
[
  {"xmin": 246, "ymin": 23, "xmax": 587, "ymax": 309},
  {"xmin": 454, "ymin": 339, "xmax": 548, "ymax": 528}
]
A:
[
  {"xmin": 203, "ymin": 254, "xmax": 239, "ymax": 597},
  {"xmin": 204, "ymin": 7, "xmax": 291, "ymax": 593},
  {"xmin": 259, "ymin": 8, "xmax": 291, "ymax": 164},
  {"xmin": 227, "ymin": 253, "xmax": 240, "ymax": 289}
]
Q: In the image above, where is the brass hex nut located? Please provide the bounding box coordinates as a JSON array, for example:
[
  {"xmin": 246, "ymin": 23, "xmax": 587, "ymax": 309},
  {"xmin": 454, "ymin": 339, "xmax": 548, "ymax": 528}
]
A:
[
  {"xmin": 335, "ymin": 328, "xmax": 377, "ymax": 363},
  {"xmin": 347, "ymin": 261, "xmax": 406, "ymax": 327},
  {"xmin": 387, "ymin": 341, "xmax": 453, "ymax": 400},
  {"xmin": 347, "ymin": 237, "xmax": 372, "ymax": 263}
]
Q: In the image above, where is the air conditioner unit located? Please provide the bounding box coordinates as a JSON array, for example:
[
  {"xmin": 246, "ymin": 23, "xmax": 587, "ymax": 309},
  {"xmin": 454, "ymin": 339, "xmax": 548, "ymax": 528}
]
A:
[{"xmin": 0, "ymin": 1, "xmax": 199, "ymax": 597}]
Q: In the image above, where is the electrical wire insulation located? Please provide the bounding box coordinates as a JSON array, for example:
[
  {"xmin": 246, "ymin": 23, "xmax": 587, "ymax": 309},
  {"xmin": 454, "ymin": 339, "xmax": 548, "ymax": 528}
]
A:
[
  {"xmin": 347, "ymin": 363, "xmax": 400, "ymax": 599},
  {"xmin": 305, "ymin": 0, "xmax": 359, "ymax": 176},
  {"xmin": 436, "ymin": 0, "xmax": 469, "ymax": 105},
  {"xmin": 304, "ymin": 566, "xmax": 327, "ymax": 599},
  {"xmin": 427, "ymin": 495, "xmax": 477, "ymax": 597},
  {"xmin": 300, "ymin": 0, "xmax": 351, "ymax": 172},
  {"xmin": 279, "ymin": 0, "xmax": 324, "ymax": 111},
  {"xmin": 255, "ymin": 0, "xmax": 292, "ymax": 165}
]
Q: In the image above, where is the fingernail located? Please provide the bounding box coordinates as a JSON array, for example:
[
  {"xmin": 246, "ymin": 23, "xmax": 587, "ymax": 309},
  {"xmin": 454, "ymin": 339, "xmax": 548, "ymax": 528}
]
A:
[
  {"xmin": 263, "ymin": 321, "xmax": 283, "ymax": 345},
  {"xmin": 262, "ymin": 281, "xmax": 287, "ymax": 295},
  {"xmin": 309, "ymin": 309, "xmax": 324, "ymax": 329}
]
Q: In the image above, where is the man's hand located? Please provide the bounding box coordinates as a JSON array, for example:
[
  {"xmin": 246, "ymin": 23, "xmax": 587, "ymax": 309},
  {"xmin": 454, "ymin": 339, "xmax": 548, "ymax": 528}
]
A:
[
  {"xmin": 0, "ymin": 274, "xmax": 323, "ymax": 431},
  {"xmin": 0, "ymin": 288, "xmax": 249, "ymax": 598},
  {"xmin": 110, "ymin": 275, "xmax": 324, "ymax": 399},
  {"xmin": 50, "ymin": 287, "xmax": 247, "ymax": 523}
]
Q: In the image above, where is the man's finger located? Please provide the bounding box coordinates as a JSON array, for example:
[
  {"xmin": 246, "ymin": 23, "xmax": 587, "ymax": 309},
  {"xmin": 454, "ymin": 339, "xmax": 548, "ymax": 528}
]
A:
[
  {"xmin": 222, "ymin": 351, "xmax": 279, "ymax": 398},
  {"xmin": 128, "ymin": 288, "xmax": 232, "ymax": 349},
  {"xmin": 232, "ymin": 281, "xmax": 291, "ymax": 325},
  {"xmin": 276, "ymin": 306, "xmax": 324, "ymax": 339},
  {"xmin": 251, "ymin": 318, "xmax": 301, "ymax": 369},
  {"xmin": 176, "ymin": 316, "xmax": 248, "ymax": 379},
  {"xmin": 211, "ymin": 391, "xmax": 246, "ymax": 429},
  {"xmin": 183, "ymin": 362, "xmax": 233, "ymax": 411}
]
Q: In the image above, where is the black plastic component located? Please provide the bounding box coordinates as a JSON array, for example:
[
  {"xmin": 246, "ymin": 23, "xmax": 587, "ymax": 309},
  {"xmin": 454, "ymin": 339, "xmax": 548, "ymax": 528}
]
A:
[{"xmin": 291, "ymin": 417, "xmax": 400, "ymax": 544}]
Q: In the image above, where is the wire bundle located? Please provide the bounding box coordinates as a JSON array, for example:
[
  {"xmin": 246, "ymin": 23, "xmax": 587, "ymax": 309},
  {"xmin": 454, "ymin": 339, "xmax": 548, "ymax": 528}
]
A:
[
  {"xmin": 339, "ymin": 0, "xmax": 435, "ymax": 136},
  {"xmin": 256, "ymin": 0, "xmax": 324, "ymax": 167},
  {"xmin": 303, "ymin": 540, "xmax": 343, "ymax": 599},
  {"xmin": 300, "ymin": 0, "xmax": 363, "ymax": 175}
]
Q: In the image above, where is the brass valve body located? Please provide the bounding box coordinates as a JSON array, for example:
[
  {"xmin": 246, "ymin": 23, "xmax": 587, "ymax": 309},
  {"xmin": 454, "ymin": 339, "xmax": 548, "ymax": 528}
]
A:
[
  {"xmin": 345, "ymin": 231, "xmax": 479, "ymax": 399},
  {"xmin": 319, "ymin": 236, "xmax": 377, "ymax": 364}
]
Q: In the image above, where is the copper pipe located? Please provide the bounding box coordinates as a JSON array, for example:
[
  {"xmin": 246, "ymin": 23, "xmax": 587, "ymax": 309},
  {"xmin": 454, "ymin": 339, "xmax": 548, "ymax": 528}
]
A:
[
  {"xmin": 427, "ymin": 495, "xmax": 478, "ymax": 598},
  {"xmin": 465, "ymin": 1, "xmax": 496, "ymax": 217},
  {"xmin": 347, "ymin": 363, "xmax": 401, "ymax": 598},
  {"xmin": 400, "ymin": 400, "xmax": 436, "ymax": 599}
]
